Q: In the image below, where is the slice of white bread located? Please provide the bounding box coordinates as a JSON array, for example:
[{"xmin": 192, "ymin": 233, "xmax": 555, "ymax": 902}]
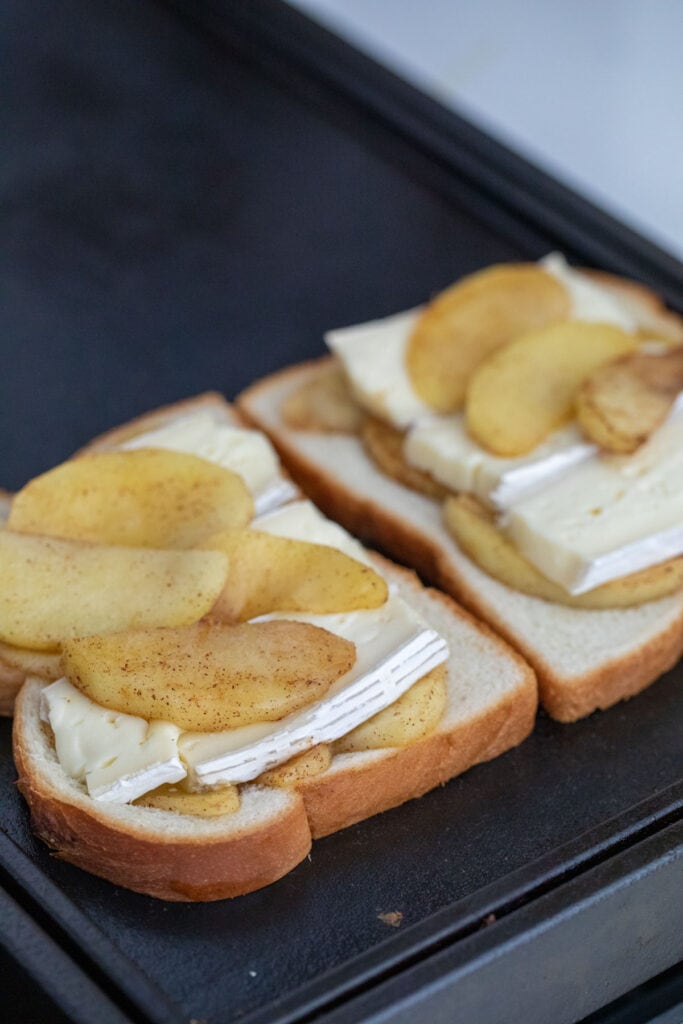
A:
[
  {"xmin": 13, "ymin": 555, "xmax": 536, "ymax": 901},
  {"xmin": 238, "ymin": 361, "xmax": 683, "ymax": 723}
]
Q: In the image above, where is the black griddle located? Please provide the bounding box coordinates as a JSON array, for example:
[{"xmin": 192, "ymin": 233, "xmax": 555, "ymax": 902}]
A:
[{"xmin": 0, "ymin": 2, "xmax": 682, "ymax": 1022}]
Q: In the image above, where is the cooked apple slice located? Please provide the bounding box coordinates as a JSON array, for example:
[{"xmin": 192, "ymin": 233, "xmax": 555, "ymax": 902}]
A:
[
  {"xmin": 281, "ymin": 363, "xmax": 364, "ymax": 433},
  {"xmin": 444, "ymin": 494, "xmax": 683, "ymax": 608},
  {"xmin": 259, "ymin": 745, "xmax": 332, "ymax": 787},
  {"xmin": 0, "ymin": 532, "xmax": 228, "ymax": 650},
  {"xmin": 576, "ymin": 347, "xmax": 683, "ymax": 453},
  {"xmin": 0, "ymin": 640, "xmax": 62, "ymax": 680},
  {"xmin": 197, "ymin": 528, "xmax": 388, "ymax": 622},
  {"xmin": 334, "ymin": 667, "xmax": 447, "ymax": 752},
  {"xmin": 406, "ymin": 264, "xmax": 570, "ymax": 413},
  {"xmin": 9, "ymin": 449, "xmax": 253, "ymax": 548},
  {"xmin": 135, "ymin": 782, "xmax": 240, "ymax": 817},
  {"xmin": 361, "ymin": 417, "xmax": 450, "ymax": 499},
  {"xmin": 62, "ymin": 621, "xmax": 356, "ymax": 730},
  {"xmin": 466, "ymin": 322, "xmax": 637, "ymax": 455}
]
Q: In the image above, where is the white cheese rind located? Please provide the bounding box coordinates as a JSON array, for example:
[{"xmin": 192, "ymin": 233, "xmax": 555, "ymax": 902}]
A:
[
  {"xmin": 404, "ymin": 416, "xmax": 596, "ymax": 509},
  {"xmin": 120, "ymin": 409, "xmax": 297, "ymax": 514},
  {"xmin": 41, "ymin": 678, "xmax": 185, "ymax": 803},
  {"xmin": 506, "ymin": 413, "xmax": 683, "ymax": 593},
  {"xmin": 251, "ymin": 478, "xmax": 299, "ymax": 516},
  {"xmin": 181, "ymin": 624, "xmax": 447, "ymax": 786}
]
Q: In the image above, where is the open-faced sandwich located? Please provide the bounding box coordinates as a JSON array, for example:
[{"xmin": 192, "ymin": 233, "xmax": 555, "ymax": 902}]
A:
[
  {"xmin": 6, "ymin": 396, "xmax": 535, "ymax": 900},
  {"xmin": 238, "ymin": 254, "xmax": 683, "ymax": 722}
]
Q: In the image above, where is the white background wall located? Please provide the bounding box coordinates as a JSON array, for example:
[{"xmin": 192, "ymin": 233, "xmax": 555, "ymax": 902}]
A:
[{"xmin": 291, "ymin": 0, "xmax": 683, "ymax": 261}]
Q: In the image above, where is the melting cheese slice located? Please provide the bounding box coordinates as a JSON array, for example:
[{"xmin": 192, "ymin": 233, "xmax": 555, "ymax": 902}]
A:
[
  {"xmin": 405, "ymin": 416, "xmax": 596, "ymax": 509},
  {"xmin": 506, "ymin": 413, "xmax": 683, "ymax": 593},
  {"xmin": 120, "ymin": 408, "xmax": 297, "ymax": 515},
  {"xmin": 325, "ymin": 308, "xmax": 430, "ymax": 429},
  {"xmin": 41, "ymin": 678, "xmax": 185, "ymax": 802}
]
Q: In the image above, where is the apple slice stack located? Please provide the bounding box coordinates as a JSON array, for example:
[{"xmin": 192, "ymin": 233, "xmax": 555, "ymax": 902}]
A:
[{"xmin": 0, "ymin": 446, "xmax": 407, "ymax": 814}]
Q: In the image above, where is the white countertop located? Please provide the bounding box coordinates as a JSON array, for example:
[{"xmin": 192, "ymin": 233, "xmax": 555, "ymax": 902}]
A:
[{"xmin": 291, "ymin": 0, "xmax": 683, "ymax": 262}]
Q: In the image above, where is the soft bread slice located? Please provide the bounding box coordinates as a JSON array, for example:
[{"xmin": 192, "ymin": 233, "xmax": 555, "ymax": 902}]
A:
[
  {"xmin": 238, "ymin": 361, "xmax": 683, "ymax": 723},
  {"xmin": 13, "ymin": 557, "xmax": 536, "ymax": 900}
]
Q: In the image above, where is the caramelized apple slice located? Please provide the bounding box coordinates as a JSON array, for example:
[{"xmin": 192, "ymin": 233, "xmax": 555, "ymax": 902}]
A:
[
  {"xmin": 9, "ymin": 449, "xmax": 253, "ymax": 548},
  {"xmin": 466, "ymin": 322, "xmax": 636, "ymax": 455},
  {"xmin": 259, "ymin": 745, "xmax": 332, "ymax": 787},
  {"xmin": 62, "ymin": 621, "xmax": 356, "ymax": 730},
  {"xmin": 135, "ymin": 782, "xmax": 240, "ymax": 817},
  {"xmin": 0, "ymin": 532, "xmax": 228, "ymax": 650},
  {"xmin": 0, "ymin": 640, "xmax": 62, "ymax": 680},
  {"xmin": 198, "ymin": 528, "xmax": 388, "ymax": 622},
  {"xmin": 577, "ymin": 347, "xmax": 683, "ymax": 453},
  {"xmin": 334, "ymin": 667, "xmax": 447, "ymax": 752},
  {"xmin": 444, "ymin": 494, "xmax": 683, "ymax": 608},
  {"xmin": 407, "ymin": 264, "xmax": 570, "ymax": 412},
  {"xmin": 281, "ymin": 363, "xmax": 364, "ymax": 433},
  {"xmin": 361, "ymin": 417, "xmax": 450, "ymax": 499}
]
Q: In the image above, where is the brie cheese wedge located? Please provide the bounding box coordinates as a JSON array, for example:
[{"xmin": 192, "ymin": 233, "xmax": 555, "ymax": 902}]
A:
[
  {"xmin": 41, "ymin": 678, "xmax": 185, "ymax": 803},
  {"xmin": 405, "ymin": 416, "xmax": 596, "ymax": 510},
  {"xmin": 506, "ymin": 412, "xmax": 683, "ymax": 593}
]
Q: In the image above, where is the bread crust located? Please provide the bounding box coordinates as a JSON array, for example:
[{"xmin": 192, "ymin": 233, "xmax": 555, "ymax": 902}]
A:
[
  {"xmin": 13, "ymin": 554, "xmax": 536, "ymax": 899},
  {"xmin": 443, "ymin": 563, "xmax": 683, "ymax": 722},
  {"xmin": 299, "ymin": 677, "xmax": 533, "ymax": 837},
  {"xmin": 238, "ymin": 359, "xmax": 683, "ymax": 723}
]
